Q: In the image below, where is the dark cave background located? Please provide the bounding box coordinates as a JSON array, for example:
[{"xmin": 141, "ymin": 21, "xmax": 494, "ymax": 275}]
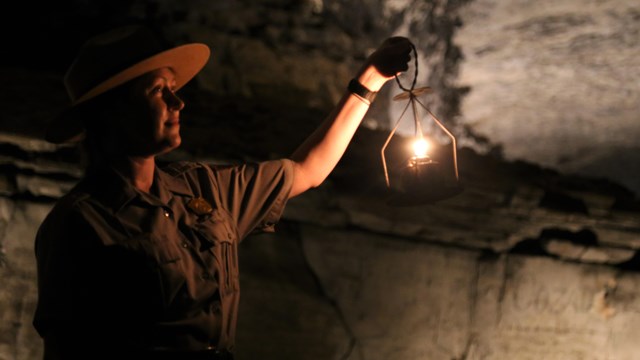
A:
[{"xmin": 1, "ymin": 1, "xmax": 639, "ymax": 359}]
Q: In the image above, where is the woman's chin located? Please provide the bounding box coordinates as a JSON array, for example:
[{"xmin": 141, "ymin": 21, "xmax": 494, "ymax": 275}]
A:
[
  {"xmin": 154, "ymin": 134, "xmax": 181, "ymax": 156},
  {"xmin": 167, "ymin": 135, "xmax": 182, "ymax": 152}
]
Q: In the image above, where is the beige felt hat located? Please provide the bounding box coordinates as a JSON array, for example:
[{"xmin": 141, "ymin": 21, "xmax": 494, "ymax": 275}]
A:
[{"xmin": 45, "ymin": 25, "xmax": 210, "ymax": 144}]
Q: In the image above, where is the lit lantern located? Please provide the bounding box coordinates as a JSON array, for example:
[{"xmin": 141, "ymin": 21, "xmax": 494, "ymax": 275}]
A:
[{"xmin": 381, "ymin": 46, "xmax": 463, "ymax": 206}]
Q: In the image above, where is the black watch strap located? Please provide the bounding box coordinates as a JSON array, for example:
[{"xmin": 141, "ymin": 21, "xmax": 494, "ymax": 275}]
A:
[{"xmin": 348, "ymin": 78, "xmax": 377, "ymax": 104}]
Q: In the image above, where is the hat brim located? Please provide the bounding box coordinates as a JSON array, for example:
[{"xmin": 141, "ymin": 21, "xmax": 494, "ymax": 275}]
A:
[{"xmin": 45, "ymin": 43, "xmax": 210, "ymax": 144}]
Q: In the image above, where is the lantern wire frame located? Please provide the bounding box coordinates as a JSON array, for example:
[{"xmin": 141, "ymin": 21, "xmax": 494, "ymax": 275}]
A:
[
  {"xmin": 380, "ymin": 42, "xmax": 460, "ymax": 196},
  {"xmin": 381, "ymin": 90, "xmax": 459, "ymax": 187}
]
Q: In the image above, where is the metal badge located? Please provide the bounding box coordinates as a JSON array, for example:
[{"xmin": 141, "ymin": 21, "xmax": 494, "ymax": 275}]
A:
[{"xmin": 187, "ymin": 197, "xmax": 214, "ymax": 216}]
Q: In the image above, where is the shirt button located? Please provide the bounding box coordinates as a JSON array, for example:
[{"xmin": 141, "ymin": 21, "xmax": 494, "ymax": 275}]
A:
[
  {"xmin": 163, "ymin": 210, "xmax": 171, "ymax": 218},
  {"xmin": 181, "ymin": 242, "xmax": 189, "ymax": 248},
  {"xmin": 207, "ymin": 340, "xmax": 218, "ymax": 350}
]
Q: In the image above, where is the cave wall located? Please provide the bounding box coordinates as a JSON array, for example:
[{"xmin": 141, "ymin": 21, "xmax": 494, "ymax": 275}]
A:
[
  {"xmin": 1, "ymin": 1, "xmax": 639, "ymax": 360},
  {"xmin": 455, "ymin": 0, "xmax": 640, "ymax": 195},
  {"xmin": 2, "ymin": 133, "xmax": 639, "ymax": 360}
]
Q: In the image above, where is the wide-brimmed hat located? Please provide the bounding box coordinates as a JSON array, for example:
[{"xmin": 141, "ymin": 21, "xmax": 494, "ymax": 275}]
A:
[{"xmin": 45, "ymin": 25, "xmax": 210, "ymax": 144}]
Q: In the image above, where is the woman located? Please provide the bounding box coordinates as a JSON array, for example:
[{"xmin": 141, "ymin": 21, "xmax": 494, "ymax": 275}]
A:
[{"xmin": 33, "ymin": 25, "xmax": 411, "ymax": 359}]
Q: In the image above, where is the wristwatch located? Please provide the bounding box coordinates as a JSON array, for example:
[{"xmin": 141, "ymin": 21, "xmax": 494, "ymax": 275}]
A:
[{"xmin": 348, "ymin": 78, "xmax": 378, "ymax": 105}]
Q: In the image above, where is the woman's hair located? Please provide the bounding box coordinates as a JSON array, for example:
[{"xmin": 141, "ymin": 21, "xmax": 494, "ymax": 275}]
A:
[{"xmin": 76, "ymin": 82, "xmax": 133, "ymax": 175}]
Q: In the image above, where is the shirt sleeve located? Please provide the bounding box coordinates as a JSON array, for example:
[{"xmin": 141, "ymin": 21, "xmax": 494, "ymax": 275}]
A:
[
  {"xmin": 32, "ymin": 199, "xmax": 107, "ymax": 355},
  {"xmin": 206, "ymin": 159, "xmax": 294, "ymax": 240},
  {"xmin": 33, "ymin": 196, "xmax": 161, "ymax": 356}
]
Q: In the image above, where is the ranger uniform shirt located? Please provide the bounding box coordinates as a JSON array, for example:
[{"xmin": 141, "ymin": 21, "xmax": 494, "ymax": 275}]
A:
[{"xmin": 33, "ymin": 159, "xmax": 294, "ymax": 357}]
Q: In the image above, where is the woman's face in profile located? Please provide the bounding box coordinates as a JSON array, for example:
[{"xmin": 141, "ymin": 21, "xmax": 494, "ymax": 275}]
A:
[{"xmin": 116, "ymin": 67, "xmax": 185, "ymax": 157}]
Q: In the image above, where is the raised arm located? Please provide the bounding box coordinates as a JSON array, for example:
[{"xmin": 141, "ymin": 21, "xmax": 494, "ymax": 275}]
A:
[{"xmin": 288, "ymin": 37, "xmax": 412, "ymax": 198}]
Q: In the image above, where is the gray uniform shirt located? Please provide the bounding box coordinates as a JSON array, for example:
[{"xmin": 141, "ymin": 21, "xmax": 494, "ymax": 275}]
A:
[{"xmin": 33, "ymin": 159, "xmax": 294, "ymax": 356}]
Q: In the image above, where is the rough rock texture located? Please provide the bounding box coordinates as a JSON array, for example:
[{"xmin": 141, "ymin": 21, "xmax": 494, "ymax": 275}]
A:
[
  {"xmin": 1, "ymin": 1, "xmax": 640, "ymax": 360},
  {"xmin": 4, "ymin": 0, "xmax": 470, "ymax": 153},
  {"xmin": 303, "ymin": 227, "xmax": 640, "ymax": 360},
  {"xmin": 1, "ymin": 130, "xmax": 639, "ymax": 360},
  {"xmin": 0, "ymin": 199, "xmax": 50, "ymax": 360},
  {"xmin": 455, "ymin": 0, "xmax": 640, "ymax": 195}
]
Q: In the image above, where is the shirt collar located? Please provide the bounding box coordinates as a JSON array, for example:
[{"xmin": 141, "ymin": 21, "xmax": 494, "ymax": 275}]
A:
[
  {"xmin": 155, "ymin": 165, "xmax": 194, "ymax": 201},
  {"xmin": 84, "ymin": 162, "xmax": 194, "ymax": 213}
]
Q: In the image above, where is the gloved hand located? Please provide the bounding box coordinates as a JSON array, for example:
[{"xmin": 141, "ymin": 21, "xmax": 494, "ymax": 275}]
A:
[
  {"xmin": 355, "ymin": 36, "xmax": 413, "ymax": 92},
  {"xmin": 367, "ymin": 36, "xmax": 413, "ymax": 78}
]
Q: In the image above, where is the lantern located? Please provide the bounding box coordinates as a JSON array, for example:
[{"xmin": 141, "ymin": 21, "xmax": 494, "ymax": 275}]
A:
[{"xmin": 381, "ymin": 44, "xmax": 463, "ymax": 206}]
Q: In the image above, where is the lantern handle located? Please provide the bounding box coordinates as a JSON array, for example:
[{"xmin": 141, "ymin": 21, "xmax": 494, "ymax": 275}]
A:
[{"xmin": 394, "ymin": 41, "xmax": 419, "ymax": 92}]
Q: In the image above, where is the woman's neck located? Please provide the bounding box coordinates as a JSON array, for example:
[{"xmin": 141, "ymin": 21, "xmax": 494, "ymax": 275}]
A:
[{"xmin": 111, "ymin": 156, "xmax": 156, "ymax": 193}]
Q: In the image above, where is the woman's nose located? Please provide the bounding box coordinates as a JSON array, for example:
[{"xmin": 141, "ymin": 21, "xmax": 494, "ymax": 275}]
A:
[{"xmin": 165, "ymin": 90, "xmax": 185, "ymax": 111}]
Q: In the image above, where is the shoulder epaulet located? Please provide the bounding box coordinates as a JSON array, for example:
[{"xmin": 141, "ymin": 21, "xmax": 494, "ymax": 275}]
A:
[
  {"xmin": 56, "ymin": 191, "xmax": 91, "ymax": 207},
  {"xmin": 58, "ymin": 184, "xmax": 91, "ymax": 207},
  {"xmin": 162, "ymin": 161, "xmax": 203, "ymax": 177},
  {"xmin": 41, "ymin": 189, "xmax": 91, "ymax": 227}
]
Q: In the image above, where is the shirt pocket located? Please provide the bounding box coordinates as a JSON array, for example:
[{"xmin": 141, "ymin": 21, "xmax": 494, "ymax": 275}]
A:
[
  {"xmin": 133, "ymin": 233, "xmax": 182, "ymax": 263},
  {"xmin": 193, "ymin": 216, "xmax": 239, "ymax": 296},
  {"xmin": 121, "ymin": 233, "xmax": 186, "ymax": 309}
]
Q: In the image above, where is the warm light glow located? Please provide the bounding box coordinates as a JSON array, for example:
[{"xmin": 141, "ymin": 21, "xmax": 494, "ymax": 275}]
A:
[{"xmin": 412, "ymin": 138, "xmax": 430, "ymax": 158}]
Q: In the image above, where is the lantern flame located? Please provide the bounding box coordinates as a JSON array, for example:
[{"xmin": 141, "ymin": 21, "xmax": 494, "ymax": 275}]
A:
[{"xmin": 412, "ymin": 138, "xmax": 430, "ymax": 158}]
